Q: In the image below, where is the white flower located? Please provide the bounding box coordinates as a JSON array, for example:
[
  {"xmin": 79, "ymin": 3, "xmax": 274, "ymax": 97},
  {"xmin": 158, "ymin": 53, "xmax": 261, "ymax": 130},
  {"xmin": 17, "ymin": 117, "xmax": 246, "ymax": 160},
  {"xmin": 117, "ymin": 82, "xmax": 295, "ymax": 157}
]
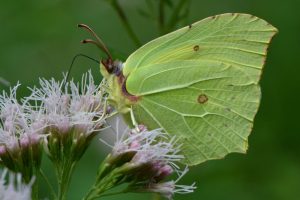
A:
[
  {"xmin": 0, "ymin": 169, "xmax": 33, "ymax": 200},
  {"xmin": 136, "ymin": 167, "xmax": 196, "ymax": 200},
  {"xmin": 99, "ymin": 119, "xmax": 196, "ymax": 199},
  {"xmin": 103, "ymin": 119, "xmax": 183, "ymax": 166},
  {"xmin": 27, "ymin": 71, "xmax": 107, "ymax": 136},
  {"xmin": 0, "ymin": 84, "xmax": 45, "ymax": 152}
]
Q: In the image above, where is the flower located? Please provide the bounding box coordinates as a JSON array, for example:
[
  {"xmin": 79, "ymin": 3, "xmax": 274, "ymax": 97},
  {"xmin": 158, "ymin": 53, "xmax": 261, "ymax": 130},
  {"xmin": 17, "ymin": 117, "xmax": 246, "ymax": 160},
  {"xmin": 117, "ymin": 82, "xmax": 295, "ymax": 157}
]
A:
[
  {"xmin": 106, "ymin": 122, "xmax": 183, "ymax": 169},
  {"xmin": 0, "ymin": 85, "xmax": 44, "ymax": 150},
  {"xmin": 0, "ymin": 85, "xmax": 44, "ymax": 181},
  {"xmin": 130, "ymin": 166, "xmax": 196, "ymax": 199},
  {"xmin": 0, "ymin": 169, "xmax": 34, "ymax": 200},
  {"xmin": 27, "ymin": 71, "xmax": 107, "ymax": 139},
  {"xmin": 25, "ymin": 71, "xmax": 110, "ymax": 199},
  {"xmin": 26, "ymin": 71, "xmax": 109, "ymax": 162},
  {"xmin": 93, "ymin": 119, "xmax": 196, "ymax": 200}
]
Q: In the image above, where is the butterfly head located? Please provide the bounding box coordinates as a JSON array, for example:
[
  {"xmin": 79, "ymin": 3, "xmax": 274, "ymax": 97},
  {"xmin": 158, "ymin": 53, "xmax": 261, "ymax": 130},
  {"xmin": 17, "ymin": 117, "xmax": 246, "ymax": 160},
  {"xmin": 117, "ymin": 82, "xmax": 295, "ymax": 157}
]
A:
[
  {"xmin": 101, "ymin": 58, "xmax": 123, "ymax": 76},
  {"xmin": 78, "ymin": 24, "xmax": 123, "ymax": 77},
  {"xmin": 79, "ymin": 24, "xmax": 139, "ymax": 113},
  {"xmin": 100, "ymin": 59, "xmax": 139, "ymax": 113}
]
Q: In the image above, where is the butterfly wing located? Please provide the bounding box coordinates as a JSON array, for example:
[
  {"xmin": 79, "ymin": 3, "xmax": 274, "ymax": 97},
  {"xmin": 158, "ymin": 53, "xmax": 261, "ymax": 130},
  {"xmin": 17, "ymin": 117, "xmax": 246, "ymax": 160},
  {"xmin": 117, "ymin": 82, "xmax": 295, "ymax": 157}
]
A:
[{"xmin": 123, "ymin": 13, "xmax": 277, "ymax": 165}]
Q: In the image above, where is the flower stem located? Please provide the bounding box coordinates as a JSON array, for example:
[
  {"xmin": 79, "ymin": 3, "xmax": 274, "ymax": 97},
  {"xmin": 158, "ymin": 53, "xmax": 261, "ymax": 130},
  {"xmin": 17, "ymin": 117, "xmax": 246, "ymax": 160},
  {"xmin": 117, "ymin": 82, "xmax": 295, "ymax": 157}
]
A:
[
  {"xmin": 31, "ymin": 180, "xmax": 39, "ymax": 200},
  {"xmin": 165, "ymin": 0, "xmax": 190, "ymax": 33},
  {"xmin": 83, "ymin": 158, "xmax": 129, "ymax": 200},
  {"xmin": 108, "ymin": 0, "xmax": 141, "ymax": 47},
  {"xmin": 98, "ymin": 190, "xmax": 126, "ymax": 198},
  {"xmin": 158, "ymin": 0, "xmax": 165, "ymax": 34},
  {"xmin": 39, "ymin": 169, "xmax": 57, "ymax": 199},
  {"xmin": 57, "ymin": 161, "xmax": 77, "ymax": 200}
]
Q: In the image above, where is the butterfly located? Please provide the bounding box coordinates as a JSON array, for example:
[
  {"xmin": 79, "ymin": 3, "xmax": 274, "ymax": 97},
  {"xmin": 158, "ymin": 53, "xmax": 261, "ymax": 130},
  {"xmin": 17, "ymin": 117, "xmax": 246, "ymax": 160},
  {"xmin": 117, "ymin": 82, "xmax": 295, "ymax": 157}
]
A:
[{"xmin": 80, "ymin": 13, "xmax": 277, "ymax": 165}]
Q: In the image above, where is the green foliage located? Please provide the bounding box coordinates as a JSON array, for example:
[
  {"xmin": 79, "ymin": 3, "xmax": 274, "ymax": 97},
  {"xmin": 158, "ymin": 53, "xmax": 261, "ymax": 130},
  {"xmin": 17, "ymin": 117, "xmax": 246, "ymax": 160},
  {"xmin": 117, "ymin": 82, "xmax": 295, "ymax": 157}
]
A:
[{"xmin": 106, "ymin": 0, "xmax": 191, "ymax": 47}]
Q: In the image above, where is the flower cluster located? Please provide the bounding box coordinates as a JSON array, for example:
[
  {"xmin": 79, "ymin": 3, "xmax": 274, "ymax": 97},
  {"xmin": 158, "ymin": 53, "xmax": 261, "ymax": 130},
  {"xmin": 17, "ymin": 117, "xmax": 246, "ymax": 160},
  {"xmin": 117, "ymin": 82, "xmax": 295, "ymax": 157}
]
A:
[
  {"xmin": 25, "ymin": 71, "xmax": 109, "ymax": 199},
  {"xmin": 118, "ymin": 126, "xmax": 196, "ymax": 199},
  {"xmin": 0, "ymin": 85, "xmax": 44, "ymax": 183},
  {"xmin": 0, "ymin": 71, "xmax": 110, "ymax": 199},
  {"xmin": 85, "ymin": 120, "xmax": 196, "ymax": 200},
  {"xmin": 26, "ymin": 71, "xmax": 108, "ymax": 162},
  {"xmin": 0, "ymin": 169, "xmax": 33, "ymax": 200}
]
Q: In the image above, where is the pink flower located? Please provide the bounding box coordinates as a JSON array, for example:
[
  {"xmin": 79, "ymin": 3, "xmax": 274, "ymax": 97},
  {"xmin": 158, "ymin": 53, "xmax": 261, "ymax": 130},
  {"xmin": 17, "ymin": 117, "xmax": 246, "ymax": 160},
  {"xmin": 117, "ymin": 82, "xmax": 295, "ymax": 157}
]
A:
[
  {"xmin": 99, "ymin": 119, "xmax": 196, "ymax": 199},
  {"xmin": 27, "ymin": 71, "xmax": 107, "ymax": 137},
  {"xmin": 0, "ymin": 84, "xmax": 45, "ymax": 156}
]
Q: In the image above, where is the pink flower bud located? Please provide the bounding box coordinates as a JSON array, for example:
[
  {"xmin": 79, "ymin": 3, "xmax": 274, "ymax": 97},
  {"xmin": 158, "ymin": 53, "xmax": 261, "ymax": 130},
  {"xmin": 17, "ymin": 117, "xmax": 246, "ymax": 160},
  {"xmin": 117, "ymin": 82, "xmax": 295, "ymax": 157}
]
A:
[
  {"xmin": 20, "ymin": 137, "xmax": 30, "ymax": 148},
  {"xmin": 0, "ymin": 145, "xmax": 7, "ymax": 155},
  {"xmin": 56, "ymin": 117, "xmax": 70, "ymax": 134}
]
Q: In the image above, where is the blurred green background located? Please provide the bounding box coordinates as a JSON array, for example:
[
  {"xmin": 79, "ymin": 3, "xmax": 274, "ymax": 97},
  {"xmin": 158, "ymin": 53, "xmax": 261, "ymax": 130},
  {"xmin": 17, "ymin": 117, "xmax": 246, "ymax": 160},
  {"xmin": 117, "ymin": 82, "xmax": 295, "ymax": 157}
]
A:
[{"xmin": 0, "ymin": 0, "xmax": 299, "ymax": 200}]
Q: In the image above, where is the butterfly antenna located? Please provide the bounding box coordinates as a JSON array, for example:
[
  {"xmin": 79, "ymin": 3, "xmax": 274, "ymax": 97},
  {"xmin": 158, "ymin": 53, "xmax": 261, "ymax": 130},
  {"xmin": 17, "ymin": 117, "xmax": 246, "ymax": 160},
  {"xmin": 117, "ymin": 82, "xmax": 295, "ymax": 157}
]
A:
[
  {"xmin": 78, "ymin": 24, "xmax": 112, "ymax": 60},
  {"xmin": 64, "ymin": 53, "xmax": 100, "ymax": 85}
]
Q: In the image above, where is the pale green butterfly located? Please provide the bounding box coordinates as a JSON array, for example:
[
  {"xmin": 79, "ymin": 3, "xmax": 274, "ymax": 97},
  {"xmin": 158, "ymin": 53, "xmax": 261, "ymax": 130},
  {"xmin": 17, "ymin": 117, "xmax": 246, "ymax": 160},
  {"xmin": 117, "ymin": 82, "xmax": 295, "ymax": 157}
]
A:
[{"xmin": 80, "ymin": 13, "xmax": 277, "ymax": 165}]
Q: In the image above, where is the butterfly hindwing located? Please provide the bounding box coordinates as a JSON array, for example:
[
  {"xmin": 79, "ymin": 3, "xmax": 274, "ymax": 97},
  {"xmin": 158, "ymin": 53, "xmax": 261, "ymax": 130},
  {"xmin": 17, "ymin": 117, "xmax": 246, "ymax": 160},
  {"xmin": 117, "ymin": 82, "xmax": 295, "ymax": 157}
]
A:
[{"xmin": 132, "ymin": 65, "xmax": 260, "ymax": 165}]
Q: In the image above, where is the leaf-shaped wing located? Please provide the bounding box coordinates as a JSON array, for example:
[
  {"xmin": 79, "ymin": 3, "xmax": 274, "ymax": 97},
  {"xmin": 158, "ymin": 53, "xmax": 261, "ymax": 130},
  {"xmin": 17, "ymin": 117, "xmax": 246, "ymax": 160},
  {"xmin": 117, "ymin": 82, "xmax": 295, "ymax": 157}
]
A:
[{"xmin": 123, "ymin": 13, "xmax": 277, "ymax": 165}]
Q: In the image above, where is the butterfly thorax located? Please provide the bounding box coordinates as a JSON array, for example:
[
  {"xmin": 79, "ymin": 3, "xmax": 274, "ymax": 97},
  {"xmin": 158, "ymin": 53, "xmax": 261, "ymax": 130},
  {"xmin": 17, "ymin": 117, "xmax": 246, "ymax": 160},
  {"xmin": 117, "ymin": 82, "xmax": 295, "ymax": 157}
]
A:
[{"xmin": 100, "ymin": 59, "xmax": 139, "ymax": 114}]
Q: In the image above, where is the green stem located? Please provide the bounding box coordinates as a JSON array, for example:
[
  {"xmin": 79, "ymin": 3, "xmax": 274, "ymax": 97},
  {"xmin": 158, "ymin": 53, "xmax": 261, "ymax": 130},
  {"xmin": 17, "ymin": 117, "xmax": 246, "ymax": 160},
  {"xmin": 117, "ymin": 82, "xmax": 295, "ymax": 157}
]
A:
[
  {"xmin": 165, "ymin": 0, "xmax": 188, "ymax": 32},
  {"xmin": 98, "ymin": 190, "xmax": 126, "ymax": 198},
  {"xmin": 83, "ymin": 162, "xmax": 128, "ymax": 200},
  {"xmin": 57, "ymin": 161, "xmax": 77, "ymax": 200},
  {"xmin": 109, "ymin": 0, "xmax": 141, "ymax": 47},
  {"xmin": 158, "ymin": 0, "xmax": 165, "ymax": 34},
  {"xmin": 39, "ymin": 169, "xmax": 57, "ymax": 199},
  {"xmin": 31, "ymin": 180, "xmax": 39, "ymax": 200}
]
